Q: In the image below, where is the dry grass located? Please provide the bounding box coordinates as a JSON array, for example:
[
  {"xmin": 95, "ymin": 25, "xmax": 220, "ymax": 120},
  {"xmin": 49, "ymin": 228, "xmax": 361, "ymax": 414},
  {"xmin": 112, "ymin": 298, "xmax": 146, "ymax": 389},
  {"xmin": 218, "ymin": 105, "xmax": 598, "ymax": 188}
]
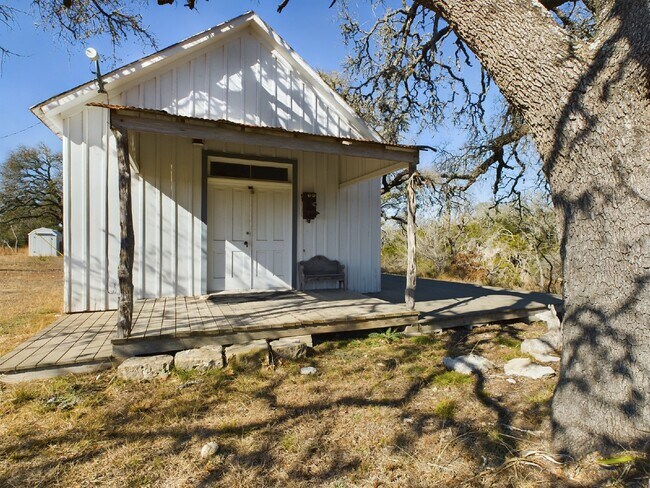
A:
[
  {"xmin": 0, "ymin": 322, "xmax": 647, "ymax": 487},
  {"xmin": 0, "ymin": 248, "xmax": 63, "ymax": 356},
  {"xmin": 0, "ymin": 253, "xmax": 647, "ymax": 486}
]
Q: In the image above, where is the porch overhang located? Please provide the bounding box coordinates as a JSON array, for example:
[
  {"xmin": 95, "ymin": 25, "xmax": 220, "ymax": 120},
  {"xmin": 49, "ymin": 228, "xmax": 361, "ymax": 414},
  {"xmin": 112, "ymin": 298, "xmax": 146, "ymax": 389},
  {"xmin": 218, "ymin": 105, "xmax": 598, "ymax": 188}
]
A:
[
  {"xmin": 94, "ymin": 103, "xmax": 419, "ymax": 170},
  {"xmin": 103, "ymin": 104, "xmax": 422, "ymax": 336}
]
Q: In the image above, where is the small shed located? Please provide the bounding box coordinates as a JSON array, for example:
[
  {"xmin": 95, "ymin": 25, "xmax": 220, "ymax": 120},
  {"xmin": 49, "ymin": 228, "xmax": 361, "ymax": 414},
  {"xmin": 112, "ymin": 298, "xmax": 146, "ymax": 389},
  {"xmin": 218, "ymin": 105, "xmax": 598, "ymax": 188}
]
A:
[{"xmin": 28, "ymin": 228, "xmax": 61, "ymax": 257}]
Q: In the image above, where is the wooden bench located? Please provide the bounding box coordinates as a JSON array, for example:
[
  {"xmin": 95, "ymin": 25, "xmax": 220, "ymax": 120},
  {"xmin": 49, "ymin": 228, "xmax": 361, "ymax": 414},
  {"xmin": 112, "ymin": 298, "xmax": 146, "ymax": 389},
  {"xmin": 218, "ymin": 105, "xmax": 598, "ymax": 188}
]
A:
[{"xmin": 298, "ymin": 255, "xmax": 346, "ymax": 290}]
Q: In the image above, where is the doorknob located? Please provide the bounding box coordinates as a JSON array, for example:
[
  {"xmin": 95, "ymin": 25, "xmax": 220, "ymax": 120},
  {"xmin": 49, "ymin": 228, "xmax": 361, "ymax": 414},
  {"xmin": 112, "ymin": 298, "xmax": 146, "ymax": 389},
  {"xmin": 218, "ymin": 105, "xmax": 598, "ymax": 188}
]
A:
[{"xmin": 244, "ymin": 241, "xmax": 249, "ymax": 247}]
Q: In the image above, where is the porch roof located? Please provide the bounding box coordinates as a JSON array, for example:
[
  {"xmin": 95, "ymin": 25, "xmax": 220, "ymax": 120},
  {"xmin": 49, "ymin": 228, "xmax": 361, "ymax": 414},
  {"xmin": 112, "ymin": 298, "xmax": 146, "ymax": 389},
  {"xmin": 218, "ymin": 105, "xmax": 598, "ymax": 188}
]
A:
[{"xmin": 90, "ymin": 103, "xmax": 420, "ymax": 166}]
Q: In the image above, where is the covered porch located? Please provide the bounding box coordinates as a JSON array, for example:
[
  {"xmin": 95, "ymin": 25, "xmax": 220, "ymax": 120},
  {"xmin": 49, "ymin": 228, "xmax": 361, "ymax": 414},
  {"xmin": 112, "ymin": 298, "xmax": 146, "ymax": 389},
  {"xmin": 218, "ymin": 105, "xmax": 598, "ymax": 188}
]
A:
[{"xmin": 105, "ymin": 104, "xmax": 421, "ymax": 339}]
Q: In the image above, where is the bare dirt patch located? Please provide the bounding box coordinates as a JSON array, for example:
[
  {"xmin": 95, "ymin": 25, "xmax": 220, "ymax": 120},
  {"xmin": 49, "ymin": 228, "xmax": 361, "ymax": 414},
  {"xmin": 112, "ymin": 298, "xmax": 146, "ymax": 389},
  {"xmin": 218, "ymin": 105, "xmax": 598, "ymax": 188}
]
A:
[
  {"xmin": 0, "ymin": 322, "xmax": 647, "ymax": 487},
  {"xmin": 0, "ymin": 249, "xmax": 63, "ymax": 356}
]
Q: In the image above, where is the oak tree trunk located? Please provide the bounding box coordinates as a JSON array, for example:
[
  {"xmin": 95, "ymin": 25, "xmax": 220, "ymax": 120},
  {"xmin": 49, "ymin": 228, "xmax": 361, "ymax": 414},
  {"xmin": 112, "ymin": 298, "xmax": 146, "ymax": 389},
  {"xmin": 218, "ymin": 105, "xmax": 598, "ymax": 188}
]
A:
[
  {"xmin": 545, "ymin": 37, "xmax": 650, "ymax": 453},
  {"xmin": 422, "ymin": 0, "xmax": 650, "ymax": 454}
]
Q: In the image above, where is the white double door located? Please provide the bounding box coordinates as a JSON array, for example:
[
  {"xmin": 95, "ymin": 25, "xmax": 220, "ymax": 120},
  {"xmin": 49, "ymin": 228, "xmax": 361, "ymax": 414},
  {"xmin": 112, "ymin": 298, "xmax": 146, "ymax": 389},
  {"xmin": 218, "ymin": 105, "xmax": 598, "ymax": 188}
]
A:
[{"xmin": 207, "ymin": 181, "xmax": 292, "ymax": 292}]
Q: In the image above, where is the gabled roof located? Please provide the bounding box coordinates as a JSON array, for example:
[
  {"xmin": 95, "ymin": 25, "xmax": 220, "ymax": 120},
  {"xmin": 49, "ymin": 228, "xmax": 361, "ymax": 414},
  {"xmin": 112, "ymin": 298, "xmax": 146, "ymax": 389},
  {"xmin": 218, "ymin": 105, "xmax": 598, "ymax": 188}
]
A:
[{"xmin": 31, "ymin": 11, "xmax": 381, "ymax": 142}]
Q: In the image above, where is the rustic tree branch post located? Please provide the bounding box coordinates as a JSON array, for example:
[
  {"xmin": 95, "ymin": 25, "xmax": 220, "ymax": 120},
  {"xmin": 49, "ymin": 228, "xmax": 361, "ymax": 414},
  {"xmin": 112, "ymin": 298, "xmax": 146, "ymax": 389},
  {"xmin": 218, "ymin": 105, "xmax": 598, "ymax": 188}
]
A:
[
  {"xmin": 112, "ymin": 126, "xmax": 135, "ymax": 339},
  {"xmin": 405, "ymin": 162, "xmax": 417, "ymax": 310}
]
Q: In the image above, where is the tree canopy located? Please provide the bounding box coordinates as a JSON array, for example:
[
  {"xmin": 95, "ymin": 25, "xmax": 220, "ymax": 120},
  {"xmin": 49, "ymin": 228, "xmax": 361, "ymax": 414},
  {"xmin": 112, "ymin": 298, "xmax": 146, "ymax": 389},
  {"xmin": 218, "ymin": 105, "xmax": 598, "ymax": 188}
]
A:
[{"xmin": 0, "ymin": 143, "xmax": 62, "ymax": 248}]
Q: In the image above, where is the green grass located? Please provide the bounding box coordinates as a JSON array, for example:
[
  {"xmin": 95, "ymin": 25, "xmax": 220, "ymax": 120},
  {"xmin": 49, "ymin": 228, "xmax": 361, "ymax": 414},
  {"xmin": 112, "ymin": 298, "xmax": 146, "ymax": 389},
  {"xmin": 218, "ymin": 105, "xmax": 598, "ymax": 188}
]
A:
[
  {"xmin": 433, "ymin": 399, "xmax": 457, "ymax": 420},
  {"xmin": 10, "ymin": 385, "xmax": 38, "ymax": 406},
  {"xmin": 408, "ymin": 335, "xmax": 440, "ymax": 346},
  {"xmin": 280, "ymin": 433, "xmax": 300, "ymax": 453},
  {"xmin": 526, "ymin": 385, "xmax": 555, "ymax": 406},
  {"xmin": 495, "ymin": 335, "xmax": 521, "ymax": 348},
  {"xmin": 363, "ymin": 328, "xmax": 404, "ymax": 347},
  {"xmin": 431, "ymin": 370, "xmax": 474, "ymax": 387},
  {"xmin": 172, "ymin": 367, "xmax": 202, "ymax": 382}
]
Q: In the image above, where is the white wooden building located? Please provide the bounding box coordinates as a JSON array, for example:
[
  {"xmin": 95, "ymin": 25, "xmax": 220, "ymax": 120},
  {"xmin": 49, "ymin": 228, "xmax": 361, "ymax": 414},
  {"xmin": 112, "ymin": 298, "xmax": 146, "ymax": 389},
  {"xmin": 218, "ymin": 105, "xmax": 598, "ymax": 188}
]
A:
[{"xmin": 32, "ymin": 12, "xmax": 419, "ymax": 314}]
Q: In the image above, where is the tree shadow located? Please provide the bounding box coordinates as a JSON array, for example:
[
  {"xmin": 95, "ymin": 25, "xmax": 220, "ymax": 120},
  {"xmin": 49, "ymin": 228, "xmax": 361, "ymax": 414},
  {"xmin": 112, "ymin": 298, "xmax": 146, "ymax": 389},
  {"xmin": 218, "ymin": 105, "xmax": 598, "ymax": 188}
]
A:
[{"xmin": 2, "ymin": 319, "xmax": 648, "ymax": 486}]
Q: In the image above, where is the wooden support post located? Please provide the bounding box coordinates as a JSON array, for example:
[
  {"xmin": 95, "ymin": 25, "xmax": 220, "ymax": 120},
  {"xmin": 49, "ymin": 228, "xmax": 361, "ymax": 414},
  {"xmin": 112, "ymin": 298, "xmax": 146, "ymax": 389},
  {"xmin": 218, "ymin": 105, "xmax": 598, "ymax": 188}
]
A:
[
  {"xmin": 113, "ymin": 126, "xmax": 135, "ymax": 339},
  {"xmin": 405, "ymin": 162, "xmax": 417, "ymax": 310}
]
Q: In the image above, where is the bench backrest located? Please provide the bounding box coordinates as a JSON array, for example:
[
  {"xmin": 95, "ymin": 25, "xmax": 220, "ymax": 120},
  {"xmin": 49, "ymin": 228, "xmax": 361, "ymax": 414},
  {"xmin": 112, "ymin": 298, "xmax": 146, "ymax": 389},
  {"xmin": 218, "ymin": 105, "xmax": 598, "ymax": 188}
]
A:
[{"xmin": 299, "ymin": 255, "xmax": 343, "ymax": 275}]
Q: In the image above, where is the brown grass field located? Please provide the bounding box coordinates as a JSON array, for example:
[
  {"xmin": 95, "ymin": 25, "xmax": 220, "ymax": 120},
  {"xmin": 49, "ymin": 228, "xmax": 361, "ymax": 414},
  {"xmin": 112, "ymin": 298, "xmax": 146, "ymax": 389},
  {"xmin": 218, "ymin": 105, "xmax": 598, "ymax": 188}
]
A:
[
  {"xmin": 0, "ymin": 248, "xmax": 63, "ymax": 356},
  {"xmin": 0, "ymin": 251, "xmax": 647, "ymax": 487}
]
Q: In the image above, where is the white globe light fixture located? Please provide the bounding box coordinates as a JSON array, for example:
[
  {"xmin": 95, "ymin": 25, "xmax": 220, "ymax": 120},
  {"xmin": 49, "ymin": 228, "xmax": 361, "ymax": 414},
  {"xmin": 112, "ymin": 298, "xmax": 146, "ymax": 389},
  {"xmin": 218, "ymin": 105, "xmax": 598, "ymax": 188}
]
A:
[
  {"xmin": 85, "ymin": 47, "xmax": 106, "ymax": 94},
  {"xmin": 85, "ymin": 47, "xmax": 99, "ymax": 62}
]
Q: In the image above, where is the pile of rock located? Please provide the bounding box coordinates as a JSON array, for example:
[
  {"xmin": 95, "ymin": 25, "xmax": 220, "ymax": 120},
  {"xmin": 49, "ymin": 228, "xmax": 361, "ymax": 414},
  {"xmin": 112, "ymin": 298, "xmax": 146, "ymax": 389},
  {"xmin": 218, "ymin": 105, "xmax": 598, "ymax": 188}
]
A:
[
  {"xmin": 520, "ymin": 305, "xmax": 562, "ymax": 363},
  {"xmin": 117, "ymin": 335, "xmax": 314, "ymax": 381},
  {"xmin": 442, "ymin": 354, "xmax": 495, "ymax": 375},
  {"xmin": 441, "ymin": 305, "xmax": 562, "ymax": 380}
]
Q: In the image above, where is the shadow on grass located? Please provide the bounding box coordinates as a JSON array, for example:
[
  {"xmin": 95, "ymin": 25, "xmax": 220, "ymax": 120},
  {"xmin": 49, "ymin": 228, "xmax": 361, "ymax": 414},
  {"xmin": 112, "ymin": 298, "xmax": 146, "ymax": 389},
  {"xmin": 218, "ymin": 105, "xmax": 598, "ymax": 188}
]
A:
[{"xmin": 0, "ymin": 324, "xmax": 647, "ymax": 487}]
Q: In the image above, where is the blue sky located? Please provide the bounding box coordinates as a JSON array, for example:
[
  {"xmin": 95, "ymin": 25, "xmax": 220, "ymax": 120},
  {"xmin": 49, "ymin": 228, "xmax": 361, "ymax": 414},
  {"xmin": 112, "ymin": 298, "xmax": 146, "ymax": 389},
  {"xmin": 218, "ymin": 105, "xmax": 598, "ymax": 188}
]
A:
[
  {"xmin": 0, "ymin": 1, "xmax": 534, "ymax": 200},
  {"xmin": 0, "ymin": 1, "xmax": 351, "ymax": 159}
]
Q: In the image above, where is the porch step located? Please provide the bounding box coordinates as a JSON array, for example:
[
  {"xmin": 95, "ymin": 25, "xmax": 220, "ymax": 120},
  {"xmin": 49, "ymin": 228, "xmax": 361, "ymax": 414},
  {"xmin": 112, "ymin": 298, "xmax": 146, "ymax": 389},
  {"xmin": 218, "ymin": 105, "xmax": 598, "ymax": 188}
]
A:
[{"xmin": 0, "ymin": 360, "xmax": 112, "ymax": 384}]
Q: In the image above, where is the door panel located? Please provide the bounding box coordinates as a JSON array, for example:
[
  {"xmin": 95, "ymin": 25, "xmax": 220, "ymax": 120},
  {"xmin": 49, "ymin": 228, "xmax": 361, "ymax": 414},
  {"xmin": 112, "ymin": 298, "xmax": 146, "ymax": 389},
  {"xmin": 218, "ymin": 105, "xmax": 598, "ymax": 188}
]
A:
[
  {"xmin": 208, "ymin": 186, "xmax": 252, "ymax": 291},
  {"xmin": 208, "ymin": 182, "xmax": 291, "ymax": 292},
  {"xmin": 252, "ymin": 187, "xmax": 291, "ymax": 289}
]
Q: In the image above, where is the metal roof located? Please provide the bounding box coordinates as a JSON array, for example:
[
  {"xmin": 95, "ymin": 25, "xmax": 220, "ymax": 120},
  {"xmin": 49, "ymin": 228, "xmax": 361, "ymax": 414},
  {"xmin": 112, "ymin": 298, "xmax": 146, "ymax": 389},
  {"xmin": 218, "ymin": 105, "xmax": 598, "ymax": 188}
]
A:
[{"xmin": 91, "ymin": 103, "xmax": 420, "ymax": 156}]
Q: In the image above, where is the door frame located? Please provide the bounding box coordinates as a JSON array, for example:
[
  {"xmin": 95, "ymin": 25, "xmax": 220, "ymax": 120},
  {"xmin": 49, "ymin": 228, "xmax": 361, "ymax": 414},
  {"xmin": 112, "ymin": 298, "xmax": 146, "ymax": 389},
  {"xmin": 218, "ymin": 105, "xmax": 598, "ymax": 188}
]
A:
[{"xmin": 202, "ymin": 151, "xmax": 298, "ymax": 290}]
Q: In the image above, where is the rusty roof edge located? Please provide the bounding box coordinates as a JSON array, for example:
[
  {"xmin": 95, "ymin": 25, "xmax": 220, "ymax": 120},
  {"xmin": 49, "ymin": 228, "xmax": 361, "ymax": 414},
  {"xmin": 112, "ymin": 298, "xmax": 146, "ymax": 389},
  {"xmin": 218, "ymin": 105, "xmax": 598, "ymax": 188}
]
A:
[{"xmin": 91, "ymin": 103, "xmax": 421, "ymax": 153}]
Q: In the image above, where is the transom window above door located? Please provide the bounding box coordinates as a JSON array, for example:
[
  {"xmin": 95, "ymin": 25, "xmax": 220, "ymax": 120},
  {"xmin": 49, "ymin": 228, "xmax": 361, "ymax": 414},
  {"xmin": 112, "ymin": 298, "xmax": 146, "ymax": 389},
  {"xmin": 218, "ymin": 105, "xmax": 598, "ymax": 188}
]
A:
[{"xmin": 209, "ymin": 160, "xmax": 290, "ymax": 183}]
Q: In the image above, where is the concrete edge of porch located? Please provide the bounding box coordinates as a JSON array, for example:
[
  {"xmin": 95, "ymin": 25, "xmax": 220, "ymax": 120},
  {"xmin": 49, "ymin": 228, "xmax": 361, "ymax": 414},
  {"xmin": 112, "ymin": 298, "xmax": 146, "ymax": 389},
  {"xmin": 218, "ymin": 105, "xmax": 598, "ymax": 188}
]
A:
[
  {"xmin": 410, "ymin": 304, "xmax": 562, "ymax": 334},
  {"xmin": 0, "ymin": 361, "xmax": 113, "ymax": 385}
]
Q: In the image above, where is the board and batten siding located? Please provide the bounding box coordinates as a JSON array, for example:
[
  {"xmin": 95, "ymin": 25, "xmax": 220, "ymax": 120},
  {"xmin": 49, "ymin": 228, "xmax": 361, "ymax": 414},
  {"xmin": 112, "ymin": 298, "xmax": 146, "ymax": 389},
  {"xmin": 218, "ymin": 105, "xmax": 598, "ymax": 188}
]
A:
[
  {"xmin": 59, "ymin": 24, "xmax": 391, "ymax": 312},
  {"xmin": 204, "ymin": 140, "xmax": 382, "ymax": 293},
  {"xmin": 116, "ymin": 26, "xmax": 365, "ymax": 140},
  {"xmin": 63, "ymin": 115, "xmax": 382, "ymax": 312}
]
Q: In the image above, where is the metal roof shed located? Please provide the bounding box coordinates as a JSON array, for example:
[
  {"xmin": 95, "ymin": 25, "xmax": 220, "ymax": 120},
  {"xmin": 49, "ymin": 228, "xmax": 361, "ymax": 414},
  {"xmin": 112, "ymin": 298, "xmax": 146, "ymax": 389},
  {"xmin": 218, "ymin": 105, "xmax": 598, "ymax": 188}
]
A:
[{"xmin": 28, "ymin": 228, "xmax": 61, "ymax": 257}]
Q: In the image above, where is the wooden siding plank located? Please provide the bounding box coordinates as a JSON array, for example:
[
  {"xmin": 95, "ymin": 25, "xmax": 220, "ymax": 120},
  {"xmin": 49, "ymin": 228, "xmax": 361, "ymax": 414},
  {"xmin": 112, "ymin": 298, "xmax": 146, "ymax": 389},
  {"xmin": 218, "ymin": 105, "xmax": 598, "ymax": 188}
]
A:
[
  {"xmin": 106, "ymin": 126, "xmax": 121, "ymax": 310},
  {"xmin": 227, "ymin": 37, "xmax": 244, "ymax": 123},
  {"xmin": 193, "ymin": 54, "xmax": 208, "ymax": 118},
  {"xmin": 68, "ymin": 112, "xmax": 88, "ymax": 311},
  {"xmin": 87, "ymin": 107, "xmax": 108, "ymax": 310},
  {"xmin": 175, "ymin": 138, "xmax": 193, "ymax": 296}
]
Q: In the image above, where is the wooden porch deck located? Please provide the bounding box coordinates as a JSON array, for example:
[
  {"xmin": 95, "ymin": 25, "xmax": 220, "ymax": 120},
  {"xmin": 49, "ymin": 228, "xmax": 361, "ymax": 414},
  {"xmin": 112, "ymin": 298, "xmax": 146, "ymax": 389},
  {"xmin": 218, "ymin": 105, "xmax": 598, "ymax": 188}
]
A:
[
  {"xmin": 112, "ymin": 290, "xmax": 418, "ymax": 358},
  {"xmin": 0, "ymin": 290, "xmax": 417, "ymax": 379}
]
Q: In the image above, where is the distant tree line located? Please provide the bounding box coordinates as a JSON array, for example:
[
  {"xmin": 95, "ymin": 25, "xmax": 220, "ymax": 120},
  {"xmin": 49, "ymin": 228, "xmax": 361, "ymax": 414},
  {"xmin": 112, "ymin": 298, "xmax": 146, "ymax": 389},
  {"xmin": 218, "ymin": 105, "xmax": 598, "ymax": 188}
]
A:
[
  {"xmin": 382, "ymin": 195, "xmax": 561, "ymax": 294},
  {"xmin": 0, "ymin": 143, "xmax": 62, "ymax": 249}
]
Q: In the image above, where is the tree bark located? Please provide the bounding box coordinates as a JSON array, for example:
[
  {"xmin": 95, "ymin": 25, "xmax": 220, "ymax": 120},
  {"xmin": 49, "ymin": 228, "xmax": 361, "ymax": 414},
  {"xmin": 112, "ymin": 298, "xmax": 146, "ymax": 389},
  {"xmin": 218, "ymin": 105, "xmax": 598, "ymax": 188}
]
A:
[
  {"xmin": 405, "ymin": 163, "xmax": 417, "ymax": 310},
  {"xmin": 112, "ymin": 127, "xmax": 135, "ymax": 340},
  {"xmin": 420, "ymin": 0, "xmax": 650, "ymax": 454}
]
